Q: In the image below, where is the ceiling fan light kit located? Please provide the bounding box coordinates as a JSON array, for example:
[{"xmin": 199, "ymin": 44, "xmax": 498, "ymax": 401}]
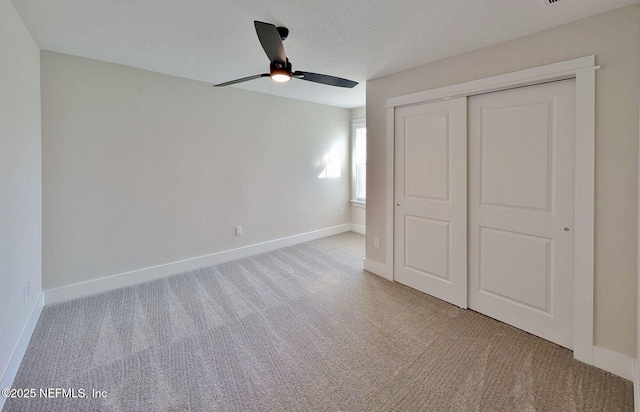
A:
[
  {"xmin": 214, "ymin": 21, "xmax": 357, "ymax": 89},
  {"xmin": 270, "ymin": 60, "xmax": 292, "ymax": 83}
]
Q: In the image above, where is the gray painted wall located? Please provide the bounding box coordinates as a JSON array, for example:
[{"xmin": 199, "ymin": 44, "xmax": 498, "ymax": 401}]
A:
[
  {"xmin": 41, "ymin": 51, "xmax": 351, "ymax": 290},
  {"xmin": 0, "ymin": 0, "xmax": 42, "ymax": 386}
]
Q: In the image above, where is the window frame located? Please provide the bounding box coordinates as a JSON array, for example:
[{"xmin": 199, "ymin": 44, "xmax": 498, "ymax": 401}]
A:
[{"xmin": 351, "ymin": 118, "xmax": 366, "ymax": 208}]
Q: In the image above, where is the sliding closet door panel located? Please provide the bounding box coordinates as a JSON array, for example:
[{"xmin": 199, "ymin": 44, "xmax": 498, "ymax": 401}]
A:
[
  {"xmin": 468, "ymin": 80, "xmax": 576, "ymax": 349},
  {"xmin": 394, "ymin": 97, "xmax": 467, "ymax": 308}
]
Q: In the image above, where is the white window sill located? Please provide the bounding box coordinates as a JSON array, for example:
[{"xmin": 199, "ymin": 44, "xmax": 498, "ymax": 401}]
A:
[{"xmin": 350, "ymin": 200, "xmax": 366, "ymax": 208}]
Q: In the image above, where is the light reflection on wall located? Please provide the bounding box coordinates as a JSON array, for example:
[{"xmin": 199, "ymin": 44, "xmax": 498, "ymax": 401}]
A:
[{"xmin": 317, "ymin": 142, "xmax": 345, "ymax": 179}]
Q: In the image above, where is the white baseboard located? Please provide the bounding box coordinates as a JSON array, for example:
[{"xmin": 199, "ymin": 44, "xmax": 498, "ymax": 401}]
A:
[
  {"xmin": 591, "ymin": 345, "xmax": 634, "ymax": 381},
  {"xmin": 45, "ymin": 224, "xmax": 351, "ymax": 305},
  {"xmin": 632, "ymin": 360, "xmax": 639, "ymax": 412},
  {"xmin": 363, "ymin": 258, "xmax": 393, "ymax": 281},
  {"xmin": 0, "ymin": 292, "xmax": 44, "ymax": 411},
  {"xmin": 350, "ymin": 224, "xmax": 366, "ymax": 235}
]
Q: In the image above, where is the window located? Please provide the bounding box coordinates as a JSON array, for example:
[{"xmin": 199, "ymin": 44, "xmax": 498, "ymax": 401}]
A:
[{"xmin": 351, "ymin": 120, "xmax": 366, "ymax": 206}]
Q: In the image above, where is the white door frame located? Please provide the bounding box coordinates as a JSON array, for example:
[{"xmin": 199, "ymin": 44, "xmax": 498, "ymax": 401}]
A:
[
  {"xmin": 384, "ymin": 56, "xmax": 598, "ymax": 364},
  {"xmin": 635, "ymin": 74, "xmax": 640, "ymax": 407}
]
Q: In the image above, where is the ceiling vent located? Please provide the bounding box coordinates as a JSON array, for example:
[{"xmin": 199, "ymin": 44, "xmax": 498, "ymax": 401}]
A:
[{"xmin": 544, "ymin": 0, "xmax": 560, "ymax": 4}]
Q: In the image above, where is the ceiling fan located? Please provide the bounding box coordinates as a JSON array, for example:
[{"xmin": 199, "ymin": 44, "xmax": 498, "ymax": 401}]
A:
[{"xmin": 214, "ymin": 21, "xmax": 358, "ymax": 89}]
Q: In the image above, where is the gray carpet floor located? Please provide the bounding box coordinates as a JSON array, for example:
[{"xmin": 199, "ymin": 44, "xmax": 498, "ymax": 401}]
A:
[{"xmin": 4, "ymin": 232, "xmax": 633, "ymax": 411}]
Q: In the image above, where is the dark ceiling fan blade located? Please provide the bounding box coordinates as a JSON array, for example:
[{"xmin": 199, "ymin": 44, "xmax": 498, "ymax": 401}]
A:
[
  {"xmin": 292, "ymin": 71, "xmax": 358, "ymax": 88},
  {"xmin": 254, "ymin": 21, "xmax": 286, "ymax": 63},
  {"xmin": 213, "ymin": 73, "xmax": 270, "ymax": 87}
]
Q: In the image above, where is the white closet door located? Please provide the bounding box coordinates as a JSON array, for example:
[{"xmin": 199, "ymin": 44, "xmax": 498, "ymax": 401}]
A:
[
  {"xmin": 468, "ymin": 80, "xmax": 576, "ymax": 349},
  {"xmin": 394, "ymin": 97, "xmax": 467, "ymax": 308}
]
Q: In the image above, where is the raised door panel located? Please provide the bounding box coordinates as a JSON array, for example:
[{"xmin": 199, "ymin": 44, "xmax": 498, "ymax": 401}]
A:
[
  {"xmin": 404, "ymin": 216, "xmax": 450, "ymax": 282},
  {"xmin": 478, "ymin": 227, "xmax": 551, "ymax": 313},
  {"xmin": 480, "ymin": 101, "xmax": 552, "ymax": 211},
  {"xmin": 404, "ymin": 113, "xmax": 449, "ymax": 201}
]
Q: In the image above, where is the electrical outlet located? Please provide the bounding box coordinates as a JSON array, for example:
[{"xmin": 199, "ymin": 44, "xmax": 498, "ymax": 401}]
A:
[
  {"xmin": 373, "ymin": 237, "xmax": 380, "ymax": 248},
  {"xmin": 340, "ymin": 208, "xmax": 344, "ymax": 216},
  {"xmin": 235, "ymin": 225, "xmax": 243, "ymax": 236}
]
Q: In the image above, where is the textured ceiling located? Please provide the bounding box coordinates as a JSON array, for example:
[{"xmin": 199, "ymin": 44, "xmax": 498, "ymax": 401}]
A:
[{"xmin": 10, "ymin": 0, "xmax": 639, "ymax": 108}]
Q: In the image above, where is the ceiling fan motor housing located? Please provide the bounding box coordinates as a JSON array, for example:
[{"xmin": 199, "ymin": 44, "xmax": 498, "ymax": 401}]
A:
[
  {"xmin": 276, "ymin": 26, "xmax": 289, "ymax": 41},
  {"xmin": 270, "ymin": 59, "xmax": 292, "ymax": 76}
]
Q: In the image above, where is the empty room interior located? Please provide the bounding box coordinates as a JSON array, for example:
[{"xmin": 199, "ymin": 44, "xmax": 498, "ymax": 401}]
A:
[{"xmin": 2, "ymin": 0, "xmax": 640, "ymax": 410}]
